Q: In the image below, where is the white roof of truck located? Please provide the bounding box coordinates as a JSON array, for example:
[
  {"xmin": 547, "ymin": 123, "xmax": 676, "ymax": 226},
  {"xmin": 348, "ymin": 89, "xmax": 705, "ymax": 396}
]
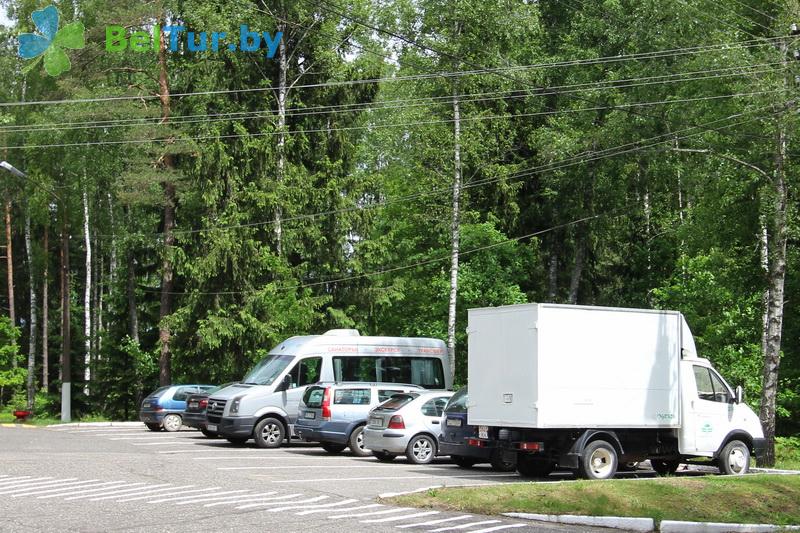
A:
[{"xmin": 268, "ymin": 329, "xmax": 447, "ymax": 357}]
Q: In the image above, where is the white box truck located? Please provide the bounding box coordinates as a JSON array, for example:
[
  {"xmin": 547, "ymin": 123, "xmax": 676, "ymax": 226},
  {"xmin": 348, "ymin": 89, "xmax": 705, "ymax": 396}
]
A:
[{"xmin": 467, "ymin": 303, "xmax": 765, "ymax": 479}]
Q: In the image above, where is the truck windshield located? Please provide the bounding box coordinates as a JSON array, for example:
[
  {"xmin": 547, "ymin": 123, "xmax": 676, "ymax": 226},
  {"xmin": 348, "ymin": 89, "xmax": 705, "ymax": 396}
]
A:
[{"xmin": 242, "ymin": 354, "xmax": 295, "ymax": 385}]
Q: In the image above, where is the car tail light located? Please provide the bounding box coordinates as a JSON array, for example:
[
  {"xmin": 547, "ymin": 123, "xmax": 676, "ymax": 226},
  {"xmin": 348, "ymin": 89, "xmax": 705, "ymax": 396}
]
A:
[
  {"xmin": 387, "ymin": 415, "xmax": 405, "ymax": 429},
  {"xmin": 154, "ymin": 406, "xmax": 164, "ymax": 412},
  {"xmin": 199, "ymin": 399, "xmax": 208, "ymax": 409},
  {"xmin": 467, "ymin": 438, "xmax": 485, "ymax": 447},
  {"xmin": 321, "ymin": 387, "xmax": 332, "ymax": 421}
]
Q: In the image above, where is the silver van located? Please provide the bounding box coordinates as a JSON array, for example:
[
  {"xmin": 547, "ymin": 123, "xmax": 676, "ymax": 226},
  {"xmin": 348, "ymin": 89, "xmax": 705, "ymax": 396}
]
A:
[
  {"xmin": 295, "ymin": 383, "xmax": 423, "ymax": 456},
  {"xmin": 206, "ymin": 329, "xmax": 451, "ymax": 448}
]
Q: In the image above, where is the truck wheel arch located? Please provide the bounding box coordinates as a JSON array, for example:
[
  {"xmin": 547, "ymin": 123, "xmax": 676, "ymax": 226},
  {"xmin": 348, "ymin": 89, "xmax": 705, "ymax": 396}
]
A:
[
  {"xmin": 714, "ymin": 431, "xmax": 753, "ymax": 459},
  {"xmin": 572, "ymin": 430, "xmax": 625, "ymax": 457},
  {"xmin": 253, "ymin": 411, "xmax": 289, "ymax": 436}
]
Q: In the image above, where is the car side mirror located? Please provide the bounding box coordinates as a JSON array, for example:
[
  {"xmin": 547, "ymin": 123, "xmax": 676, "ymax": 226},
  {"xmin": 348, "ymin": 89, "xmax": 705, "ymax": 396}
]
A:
[
  {"xmin": 277, "ymin": 374, "xmax": 293, "ymax": 392},
  {"xmin": 735, "ymin": 385, "xmax": 744, "ymax": 404}
]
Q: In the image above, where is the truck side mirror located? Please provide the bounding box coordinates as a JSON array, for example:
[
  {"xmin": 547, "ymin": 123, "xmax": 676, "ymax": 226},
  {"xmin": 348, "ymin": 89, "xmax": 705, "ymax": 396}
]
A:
[
  {"xmin": 276, "ymin": 374, "xmax": 292, "ymax": 392},
  {"xmin": 735, "ymin": 385, "xmax": 744, "ymax": 404}
]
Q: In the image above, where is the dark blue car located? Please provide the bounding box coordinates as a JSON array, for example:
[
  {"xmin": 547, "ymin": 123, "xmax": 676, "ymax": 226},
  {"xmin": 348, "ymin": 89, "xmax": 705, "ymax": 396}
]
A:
[
  {"xmin": 140, "ymin": 384, "xmax": 216, "ymax": 432},
  {"xmin": 438, "ymin": 387, "xmax": 514, "ymax": 471}
]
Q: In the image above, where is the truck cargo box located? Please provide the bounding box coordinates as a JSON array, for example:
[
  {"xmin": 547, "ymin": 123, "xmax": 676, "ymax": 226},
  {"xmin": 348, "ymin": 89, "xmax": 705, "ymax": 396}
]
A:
[{"xmin": 467, "ymin": 304, "xmax": 683, "ymax": 429}]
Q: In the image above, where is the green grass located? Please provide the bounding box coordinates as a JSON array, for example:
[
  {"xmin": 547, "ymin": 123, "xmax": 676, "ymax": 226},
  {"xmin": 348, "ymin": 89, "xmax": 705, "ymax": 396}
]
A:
[
  {"xmin": 387, "ymin": 474, "xmax": 800, "ymax": 525},
  {"xmin": 775, "ymin": 437, "xmax": 800, "ymax": 471},
  {"xmin": 0, "ymin": 413, "xmax": 112, "ymax": 426}
]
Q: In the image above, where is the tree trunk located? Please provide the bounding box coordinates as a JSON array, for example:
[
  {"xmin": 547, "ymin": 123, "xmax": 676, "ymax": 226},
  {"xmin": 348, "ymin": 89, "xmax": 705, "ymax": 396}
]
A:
[
  {"xmin": 108, "ymin": 193, "xmax": 117, "ymax": 286},
  {"xmin": 275, "ymin": 16, "xmax": 287, "ymax": 256},
  {"xmin": 24, "ymin": 208, "xmax": 37, "ymax": 410},
  {"xmin": 82, "ymin": 186, "xmax": 91, "ymax": 395},
  {"xmin": 60, "ymin": 201, "xmax": 71, "ymax": 422},
  {"xmin": 127, "ymin": 248, "xmax": 139, "ymax": 345},
  {"xmin": 157, "ymin": 24, "xmax": 176, "ymax": 387},
  {"xmin": 446, "ymin": 84, "xmax": 462, "ymax": 386},
  {"xmin": 568, "ymin": 236, "xmax": 585, "ymax": 305},
  {"xmin": 547, "ymin": 240, "xmax": 558, "ymax": 302},
  {"xmin": 5, "ymin": 199, "xmax": 15, "ymax": 361},
  {"xmin": 759, "ymin": 213, "xmax": 769, "ymax": 360},
  {"xmin": 42, "ymin": 223, "xmax": 49, "ymax": 390}
]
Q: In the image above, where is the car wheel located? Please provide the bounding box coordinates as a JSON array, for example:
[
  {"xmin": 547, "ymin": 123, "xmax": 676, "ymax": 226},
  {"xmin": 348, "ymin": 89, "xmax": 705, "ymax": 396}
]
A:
[
  {"xmin": 162, "ymin": 413, "xmax": 182, "ymax": 432},
  {"xmin": 200, "ymin": 429, "xmax": 218, "ymax": 438},
  {"xmin": 254, "ymin": 417, "xmax": 285, "ymax": 449},
  {"xmin": 718, "ymin": 440, "xmax": 750, "ymax": 475},
  {"xmin": 579, "ymin": 440, "xmax": 618, "ymax": 480},
  {"xmin": 650, "ymin": 459, "xmax": 681, "ymax": 476},
  {"xmin": 226, "ymin": 437, "xmax": 248, "ymax": 445},
  {"xmin": 321, "ymin": 442, "xmax": 347, "ymax": 453},
  {"xmin": 490, "ymin": 450, "xmax": 516, "ymax": 472},
  {"xmin": 348, "ymin": 426, "xmax": 371, "ymax": 457},
  {"xmin": 516, "ymin": 454, "xmax": 554, "ymax": 478},
  {"xmin": 451, "ymin": 455, "xmax": 477, "ymax": 468},
  {"xmin": 406, "ymin": 434, "xmax": 437, "ymax": 465},
  {"xmin": 145, "ymin": 423, "xmax": 161, "ymax": 432}
]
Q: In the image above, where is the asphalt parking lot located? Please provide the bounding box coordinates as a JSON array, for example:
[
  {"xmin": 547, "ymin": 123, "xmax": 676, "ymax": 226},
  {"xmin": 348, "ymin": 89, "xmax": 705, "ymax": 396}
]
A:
[{"xmin": 0, "ymin": 423, "xmax": 623, "ymax": 533}]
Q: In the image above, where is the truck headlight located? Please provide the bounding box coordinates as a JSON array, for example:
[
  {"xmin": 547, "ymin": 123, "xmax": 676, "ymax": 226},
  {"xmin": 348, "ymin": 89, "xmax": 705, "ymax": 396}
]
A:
[{"xmin": 230, "ymin": 397, "xmax": 242, "ymax": 414}]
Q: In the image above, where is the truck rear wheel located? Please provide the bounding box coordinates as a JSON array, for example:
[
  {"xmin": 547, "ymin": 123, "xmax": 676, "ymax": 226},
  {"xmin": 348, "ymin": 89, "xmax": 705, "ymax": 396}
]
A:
[
  {"xmin": 490, "ymin": 450, "xmax": 516, "ymax": 472},
  {"xmin": 718, "ymin": 440, "xmax": 750, "ymax": 475},
  {"xmin": 579, "ymin": 440, "xmax": 618, "ymax": 480},
  {"xmin": 516, "ymin": 454, "xmax": 554, "ymax": 478}
]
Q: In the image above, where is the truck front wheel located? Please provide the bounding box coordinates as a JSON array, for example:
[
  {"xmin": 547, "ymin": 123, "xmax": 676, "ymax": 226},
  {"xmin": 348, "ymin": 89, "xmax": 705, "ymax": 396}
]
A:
[
  {"xmin": 579, "ymin": 440, "xmax": 618, "ymax": 480},
  {"xmin": 516, "ymin": 454, "xmax": 554, "ymax": 478},
  {"xmin": 254, "ymin": 417, "xmax": 285, "ymax": 449},
  {"xmin": 718, "ymin": 440, "xmax": 750, "ymax": 475}
]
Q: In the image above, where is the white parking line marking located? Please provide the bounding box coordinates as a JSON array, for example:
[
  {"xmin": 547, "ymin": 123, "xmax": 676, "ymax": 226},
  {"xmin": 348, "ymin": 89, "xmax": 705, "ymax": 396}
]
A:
[
  {"xmin": 217, "ymin": 464, "xmax": 415, "ymax": 471},
  {"xmin": 193, "ymin": 456, "xmax": 319, "ymax": 460},
  {"xmin": 157, "ymin": 448, "xmax": 235, "ymax": 454},
  {"xmin": 174, "ymin": 491, "xmax": 256, "ymax": 505},
  {"xmin": 0, "ymin": 477, "xmax": 58, "ymax": 491},
  {"xmin": 64, "ymin": 483, "xmax": 149, "ymax": 500},
  {"xmin": 468, "ymin": 524, "xmax": 526, "ymax": 533},
  {"xmin": 328, "ymin": 507, "xmax": 412, "ymax": 519},
  {"xmin": 0, "ymin": 478, "xmax": 79, "ymax": 495},
  {"xmin": 396, "ymin": 515, "xmax": 474, "ymax": 528},
  {"xmin": 109, "ymin": 436, "xmax": 182, "ymax": 441},
  {"xmin": 9, "ymin": 479, "xmax": 103, "ymax": 497},
  {"xmin": 67, "ymin": 430, "xmax": 144, "ymax": 434},
  {"xmin": 204, "ymin": 493, "xmax": 299, "ymax": 508},
  {"xmin": 116, "ymin": 485, "xmax": 197, "ymax": 502},
  {"xmin": 430, "ymin": 520, "xmax": 502, "ymax": 532},
  {"xmin": 270, "ymin": 474, "xmax": 513, "ymax": 483},
  {"xmin": 131, "ymin": 441, "xmax": 188, "ymax": 446},
  {"xmin": 0, "ymin": 476, "xmax": 45, "ymax": 486},
  {"xmin": 236, "ymin": 495, "xmax": 329, "ymax": 510},
  {"xmin": 88, "ymin": 484, "xmax": 173, "ymax": 501},
  {"xmin": 146, "ymin": 486, "xmax": 222, "ymax": 503},
  {"xmin": 263, "ymin": 498, "xmax": 357, "ymax": 513},
  {"xmin": 295, "ymin": 503, "xmax": 383, "ymax": 516},
  {"xmin": 361, "ymin": 511, "xmax": 440, "ymax": 523},
  {"xmin": 36, "ymin": 481, "xmax": 130, "ymax": 499}
]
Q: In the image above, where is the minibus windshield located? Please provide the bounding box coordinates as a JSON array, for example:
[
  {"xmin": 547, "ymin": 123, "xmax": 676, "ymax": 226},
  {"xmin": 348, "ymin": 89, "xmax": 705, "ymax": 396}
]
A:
[{"xmin": 242, "ymin": 354, "xmax": 295, "ymax": 385}]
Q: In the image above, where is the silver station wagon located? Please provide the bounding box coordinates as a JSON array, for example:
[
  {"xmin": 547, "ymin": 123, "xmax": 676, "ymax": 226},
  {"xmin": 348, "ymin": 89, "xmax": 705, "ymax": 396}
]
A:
[{"xmin": 295, "ymin": 383, "xmax": 423, "ymax": 456}]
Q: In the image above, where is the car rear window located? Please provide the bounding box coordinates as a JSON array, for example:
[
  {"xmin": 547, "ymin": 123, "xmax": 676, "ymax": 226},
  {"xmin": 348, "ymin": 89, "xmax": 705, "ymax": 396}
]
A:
[
  {"xmin": 303, "ymin": 386, "xmax": 326, "ymax": 408},
  {"xmin": 376, "ymin": 393, "xmax": 418, "ymax": 410},
  {"xmin": 444, "ymin": 388, "xmax": 467, "ymax": 413},
  {"xmin": 334, "ymin": 389, "xmax": 371, "ymax": 405},
  {"xmin": 377, "ymin": 389, "xmax": 406, "ymax": 402}
]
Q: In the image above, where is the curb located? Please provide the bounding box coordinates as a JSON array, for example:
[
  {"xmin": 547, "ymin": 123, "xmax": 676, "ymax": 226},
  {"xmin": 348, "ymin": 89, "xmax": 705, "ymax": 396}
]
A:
[
  {"xmin": 46, "ymin": 421, "xmax": 142, "ymax": 428},
  {"xmin": 660, "ymin": 521, "xmax": 800, "ymax": 532},
  {"xmin": 504, "ymin": 512, "xmax": 653, "ymax": 532}
]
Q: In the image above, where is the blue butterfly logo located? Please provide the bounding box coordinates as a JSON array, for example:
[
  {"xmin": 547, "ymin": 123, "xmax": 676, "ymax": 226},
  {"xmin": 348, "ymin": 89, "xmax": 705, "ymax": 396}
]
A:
[{"xmin": 18, "ymin": 5, "xmax": 85, "ymax": 77}]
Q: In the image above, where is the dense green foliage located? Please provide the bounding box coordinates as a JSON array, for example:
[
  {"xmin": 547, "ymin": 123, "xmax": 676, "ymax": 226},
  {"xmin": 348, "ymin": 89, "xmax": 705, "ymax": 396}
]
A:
[{"xmin": 0, "ymin": 0, "xmax": 797, "ymax": 437}]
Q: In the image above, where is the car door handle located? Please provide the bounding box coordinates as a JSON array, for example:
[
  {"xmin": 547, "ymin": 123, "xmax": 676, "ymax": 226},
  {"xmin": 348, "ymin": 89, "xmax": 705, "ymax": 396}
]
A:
[{"xmin": 432, "ymin": 420, "xmax": 440, "ymax": 424}]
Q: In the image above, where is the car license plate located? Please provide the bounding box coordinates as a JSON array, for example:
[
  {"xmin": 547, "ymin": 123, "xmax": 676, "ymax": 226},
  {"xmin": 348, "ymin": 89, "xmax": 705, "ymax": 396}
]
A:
[
  {"xmin": 304, "ymin": 411, "xmax": 315, "ymax": 419},
  {"xmin": 143, "ymin": 401, "xmax": 150, "ymax": 408},
  {"xmin": 446, "ymin": 418, "xmax": 462, "ymax": 427},
  {"xmin": 142, "ymin": 416, "xmax": 151, "ymax": 422},
  {"xmin": 207, "ymin": 424, "xmax": 217, "ymax": 432},
  {"xmin": 369, "ymin": 417, "xmax": 383, "ymax": 427},
  {"xmin": 188, "ymin": 401, "xmax": 197, "ymax": 408},
  {"xmin": 479, "ymin": 425, "xmax": 489, "ymax": 439}
]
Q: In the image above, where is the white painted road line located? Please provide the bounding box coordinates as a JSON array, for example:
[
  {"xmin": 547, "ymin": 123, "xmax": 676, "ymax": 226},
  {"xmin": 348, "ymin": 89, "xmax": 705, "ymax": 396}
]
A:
[
  {"xmin": 328, "ymin": 507, "xmax": 413, "ymax": 519},
  {"xmin": 36, "ymin": 481, "xmax": 130, "ymax": 499},
  {"xmin": 156, "ymin": 448, "xmax": 233, "ymax": 454},
  {"xmin": 64, "ymin": 483, "xmax": 148, "ymax": 500},
  {"xmin": 116, "ymin": 485, "xmax": 197, "ymax": 502},
  {"xmin": 0, "ymin": 478, "xmax": 80, "ymax": 495},
  {"xmin": 146, "ymin": 486, "xmax": 222, "ymax": 503},
  {"xmin": 0, "ymin": 478, "xmax": 71, "ymax": 493},
  {"xmin": 236, "ymin": 495, "xmax": 329, "ymax": 510},
  {"xmin": 204, "ymin": 493, "xmax": 301, "ymax": 508},
  {"xmin": 270, "ymin": 474, "xmax": 510, "ymax": 483},
  {"xmin": 295, "ymin": 503, "xmax": 384, "ymax": 516},
  {"xmin": 150, "ymin": 489, "xmax": 248, "ymax": 504},
  {"xmin": 174, "ymin": 491, "xmax": 257, "ymax": 505},
  {"xmin": 430, "ymin": 520, "xmax": 502, "ymax": 532},
  {"xmin": 469, "ymin": 525, "xmax": 527, "ymax": 533},
  {"xmin": 218, "ymin": 464, "xmax": 413, "ymax": 471},
  {"xmin": 0, "ymin": 476, "xmax": 45, "ymax": 487},
  {"xmin": 108, "ymin": 436, "xmax": 182, "ymax": 441},
  {"xmin": 396, "ymin": 515, "xmax": 475, "ymax": 528},
  {"xmin": 9, "ymin": 479, "xmax": 103, "ymax": 497},
  {"xmin": 88, "ymin": 484, "xmax": 173, "ymax": 501},
  {"xmin": 263, "ymin": 498, "xmax": 358, "ymax": 513},
  {"xmin": 193, "ymin": 456, "xmax": 320, "ymax": 461},
  {"xmin": 131, "ymin": 441, "xmax": 187, "ymax": 446},
  {"xmin": 362, "ymin": 511, "xmax": 440, "ymax": 523}
]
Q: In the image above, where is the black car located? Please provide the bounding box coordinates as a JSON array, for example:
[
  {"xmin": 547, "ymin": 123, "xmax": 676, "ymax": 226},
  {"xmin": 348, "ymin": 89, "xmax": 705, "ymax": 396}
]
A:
[
  {"xmin": 183, "ymin": 383, "xmax": 233, "ymax": 437},
  {"xmin": 438, "ymin": 387, "xmax": 514, "ymax": 471}
]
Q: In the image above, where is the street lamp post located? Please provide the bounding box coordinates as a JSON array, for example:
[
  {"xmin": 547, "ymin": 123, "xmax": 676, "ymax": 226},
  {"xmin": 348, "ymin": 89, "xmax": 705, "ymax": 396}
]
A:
[{"xmin": 0, "ymin": 160, "xmax": 71, "ymax": 422}]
